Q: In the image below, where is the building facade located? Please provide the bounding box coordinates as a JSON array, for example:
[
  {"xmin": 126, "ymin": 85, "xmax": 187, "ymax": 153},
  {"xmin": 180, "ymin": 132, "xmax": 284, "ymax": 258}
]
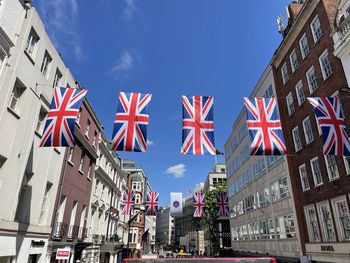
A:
[
  {"xmin": 0, "ymin": 2, "xmax": 81, "ymax": 262},
  {"xmin": 49, "ymin": 98, "xmax": 102, "ymax": 262},
  {"xmin": 272, "ymin": 1, "xmax": 350, "ymax": 262},
  {"xmin": 85, "ymin": 132, "xmax": 124, "ymax": 263},
  {"xmin": 225, "ymin": 65, "xmax": 300, "ymax": 261},
  {"xmin": 155, "ymin": 206, "xmax": 175, "ymax": 248}
]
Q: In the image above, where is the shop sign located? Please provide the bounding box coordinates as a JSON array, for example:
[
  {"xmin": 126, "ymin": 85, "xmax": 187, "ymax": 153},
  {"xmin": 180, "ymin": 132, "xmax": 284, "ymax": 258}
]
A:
[
  {"xmin": 56, "ymin": 248, "xmax": 70, "ymax": 260},
  {"xmin": 320, "ymin": 245, "xmax": 335, "ymax": 252}
]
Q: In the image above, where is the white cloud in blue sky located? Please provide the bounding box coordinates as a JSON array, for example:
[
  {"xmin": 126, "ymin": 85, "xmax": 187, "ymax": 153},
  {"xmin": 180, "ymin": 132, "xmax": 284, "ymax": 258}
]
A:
[
  {"xmin": 165, "ymin": 164, "xmax": 186, "ymax": 178},
  {"xmin": 123, "ymin": 0, "xmax": 137, "ymax": 20},
  {"xmin": 147, "ymin": 140, "xmax": 154, "ymax": 146}
]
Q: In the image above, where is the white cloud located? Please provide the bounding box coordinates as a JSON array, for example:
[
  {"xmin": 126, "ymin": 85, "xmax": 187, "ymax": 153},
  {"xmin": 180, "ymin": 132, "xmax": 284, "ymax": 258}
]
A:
[
  {"xmin": 147, "ymin": 140, "xmax": 154, "ymax": 146},
  {"xmin": 123, "ymin": 0, "xmax": 137, "ymax": 20},
  {"xmin": 194, "ymin": 183, "xmax": 204, "ymax": 193},
  {"xmin": 165, "ymin": 164, "xmax": 186, "ymax": 178},
  {"xmin": 110, "ymin": 51, "xmax": 134, "ymax": 73},
  {"xmin": 36, "ymin": 0, "xmax": 83, "ymax": 61}
]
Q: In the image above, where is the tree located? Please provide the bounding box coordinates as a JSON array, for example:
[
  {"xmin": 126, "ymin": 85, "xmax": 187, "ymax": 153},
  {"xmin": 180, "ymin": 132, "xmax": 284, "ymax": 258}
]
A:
[{"xmin": 202, "ymin": 181, "xmax": 227, "ymax": 256}]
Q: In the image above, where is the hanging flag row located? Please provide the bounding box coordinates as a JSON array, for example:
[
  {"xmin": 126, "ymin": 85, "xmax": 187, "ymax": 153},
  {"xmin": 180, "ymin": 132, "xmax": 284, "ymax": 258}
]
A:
[
  {"xmin": 39, "ymin": 87, "xmax": 350, "ymax": 156},
  {"xmin": 120, "ymin": 190, "xmax": 159, "ymax": 216}
]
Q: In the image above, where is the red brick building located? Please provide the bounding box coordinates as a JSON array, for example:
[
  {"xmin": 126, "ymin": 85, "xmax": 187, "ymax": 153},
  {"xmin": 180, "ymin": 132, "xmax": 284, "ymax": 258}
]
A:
[
  {"xmin": 272, "ymin": 1, "xmax": 350, "ymax": 262},
  {"xmin": 49, "ymin": 98, "xmax": 103, "ymax": 262}
]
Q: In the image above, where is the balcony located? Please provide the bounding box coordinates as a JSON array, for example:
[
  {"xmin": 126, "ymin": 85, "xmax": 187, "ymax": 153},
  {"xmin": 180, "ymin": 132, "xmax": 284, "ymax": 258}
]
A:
[
  {"xmin": 334, "ymin": 15, "xmax": 350, "ymax": 51},
  {"xmin": 52, "ymin": 222, "xmax": 87, "ymax": 241}
]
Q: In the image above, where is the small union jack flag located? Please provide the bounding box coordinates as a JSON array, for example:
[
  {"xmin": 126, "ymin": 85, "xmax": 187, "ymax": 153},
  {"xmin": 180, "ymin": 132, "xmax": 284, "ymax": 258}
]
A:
[
  {"xmin": 121, "ymin": 190, "xmax": 135, "ymax": 216},
  {"xmin": 193, "ymin": 192, "xmax": 206, "ymax": 217},
  {"xmin": 112, "ymin": 92, "xmax": 152, "ymax": 152},
  {"xmin": 181, "ymin": 95, "xmax": 215, "ymax": 155},
  {"xmin": 145, "ymin": 192, "xmax": 159, "ymax": 216},
  {"xmin": 217, "ymin": 192, "xmax": 229, "ymax": 217},
  {"xmin": 40, "ymin": 87, "xmax": 87, "ymax": 147},
  {"xmin": 308, "ymin": 97, "xmax": 350, "ymax": 156},
  {"xmin": 244, "ymin": 97, "xmax": 286, "ymax": 155}
]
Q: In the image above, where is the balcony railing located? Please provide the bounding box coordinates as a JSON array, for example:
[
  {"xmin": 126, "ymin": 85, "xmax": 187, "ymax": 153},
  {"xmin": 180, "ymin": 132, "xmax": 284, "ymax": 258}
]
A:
[
  {"xmin": 52, "ymin": 222, "xmax": 87, "ymax": 241},
  {"xmin": 337, "ymin": 15, "xmax": 350, "ymax": 40}
]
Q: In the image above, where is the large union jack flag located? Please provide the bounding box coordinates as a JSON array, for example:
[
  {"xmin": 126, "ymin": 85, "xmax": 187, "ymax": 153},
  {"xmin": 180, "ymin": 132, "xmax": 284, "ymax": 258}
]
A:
[
  {"xmin": 40, "ymin": 87, "xmax": 87, "ymax": 147},
  {"xmin": 121, "ymin": 190, "xmax": 135, "ymax": 216},
  {"xmin": 181, "ymin": 95, "xmax": 215, "ymax": 155},
  {"xmin": 217, "ymin": 192, "xmax": 229, "ymax": 217},
  {"xmin": 145, "ymin": 192, "xmax": 159, "ymax": 216},
  {"xmin": 244, "ymin": 97, "xmax": 286, "ymax": 155},
  {"xmin": 307, "ymin": 97, "xmax": 350, "ymax": 156},
  {"xmin": 193, "ymin": 192, "xmax": 206, "ymax": 217},
  {"xmin": 112, "ymin": 92, "xmax": 152, "ymax": 152}
]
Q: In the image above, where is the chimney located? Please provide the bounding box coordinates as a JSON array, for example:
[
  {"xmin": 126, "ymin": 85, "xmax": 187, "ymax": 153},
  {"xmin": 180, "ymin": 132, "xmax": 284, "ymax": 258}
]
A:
[{"xmin": 287, "ymin": 1, "xmax": 303, "ymax": 23}]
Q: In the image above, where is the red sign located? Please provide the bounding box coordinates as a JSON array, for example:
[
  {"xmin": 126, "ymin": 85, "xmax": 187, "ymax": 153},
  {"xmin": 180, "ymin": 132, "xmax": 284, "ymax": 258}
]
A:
[{"xmin": 56, "ymin": 248, "xmax": 70, "ymax": 260}]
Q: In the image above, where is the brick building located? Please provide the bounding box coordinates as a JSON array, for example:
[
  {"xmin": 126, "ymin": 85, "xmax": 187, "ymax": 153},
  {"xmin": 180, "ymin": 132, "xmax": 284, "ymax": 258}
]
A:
[
  {"xmin": 49, "ymin": 98, "xmax": 103, "ymax": 262},
  {"xmin": 272, "ymin": 1, "xmax": 350, "ymax": 262}
]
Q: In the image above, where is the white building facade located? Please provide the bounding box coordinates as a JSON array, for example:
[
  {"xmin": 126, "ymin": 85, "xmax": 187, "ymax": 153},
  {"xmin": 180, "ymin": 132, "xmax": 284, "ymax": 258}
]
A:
[
  {"xmin": 224, "ymin": 66, "xmax": 301, "ymax": 261},
  {"xmin": 0, "ymin": 2, "xmax": 78, "ymax": 262},
  {"xmin": 155, "ymin": 206, "xmax": 174, "ymax": 248}
]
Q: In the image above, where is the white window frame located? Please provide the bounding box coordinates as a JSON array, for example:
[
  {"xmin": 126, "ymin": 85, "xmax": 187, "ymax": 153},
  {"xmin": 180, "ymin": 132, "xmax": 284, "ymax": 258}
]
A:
[
  {"xmin": 302, "ymin": 116, "xmax": 314, "ymax": 144},
  {"xmin": 310, "ymin": 15, "xmax": 323, "ymax": 43},
  {"xmin": 316, "ymin": 201, "xmax": 336, "ymax": 242},
  {"xmin": 40, "ymin": 50, "xmax": 52, "ymax": 77},
  {"xmin": 344, "ymin": 156, "xmax": 350, "ymax": 175},
  {"xmin": 310, "ymin": 157, "xmax": 323, "ymax": 187},
  {"xmin": 85, "ymin": 119, "xmax": 90, "ymax": 138},
  {"xmin": 331, "ymin": 196, "xmax": 350, "ymax": 241},
  {"xmin": 68, "ymin": 147, "xmax": 74, "ymax": 164},
  {"xmin": 324, "ymin": 155, "xmax": 339, "ymax": 181},
  {"xmin": 0, "ymin": 48, "xmax": 6, "ymax": 76},
  {"xmin": 295, "ymin": 80, "xmax": 306, "ymax": 106},
  {"xmin": 25, "ymin": 28, "xmax": 40, "ymax": 57},
  {"xmin": 286, "ymin": 92, "xmax": 295, "ymax": 116},
  {"xmin": 299, "ymin": 32, "xmax": 310, "ymax": 59},
  {"xmin": 8, "ymin": 80, "xmax": 26, "ymax": 115},
  {"xmin": 53, "ymin": 68, "xmax": 62, "ymax": 88},
  {"xmin": 299, "ymin": 164, "xmax": 310, "ymax": 191},
  {"xmin": 35, "ymin": 107, "xmax": 47, "ymax": 135},
  {"xmin": 319, "ymin": 49, "xmax": 333, "ymax": 80},
  {"xmin": 289, "ymin": 49, "xmax": 299, "ymax": 72},
  {"xmin": 281, "ymin": 62, "xmax": 289, "ymax": 84},
  {"xmin": 304, "ymin": 204, "xmax": 321, "ymax": 242},
  {"xmin": 292, "ymin": 126, "xmax": 302, "ymax": 152},
  {"xmin": 306, "ymin": 66, "xmax": 318, "ymax": 94},
  {"xmin": 79, "ymin": 153, "xmax": 85, "ymax": 173}
]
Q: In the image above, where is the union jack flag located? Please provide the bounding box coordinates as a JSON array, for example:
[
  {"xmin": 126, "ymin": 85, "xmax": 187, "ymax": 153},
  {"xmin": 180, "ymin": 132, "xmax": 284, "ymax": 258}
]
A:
[
  {"xmin": 112, "ymin": 92, "xmax": 152, "ymax": 152},
  {"xmin": 40, "ymin": 87, "xmax": 87, "ymax": 147},
  {"xmin": 193, "ymin": 192, "xmax": 206, "ymax": 217},
  {"xmin": 145, "ymin": 192, "xmax": 159, "ymax": 216},
  {"xmin": 181, "ymin": 95, "xmax": 215, "ymax": 155},
  {"xmin": 217, "ymin": 192, "xmax": 229, "ymax": 217},
  {"xmin": 244, "ymin": 97, "xmax": 286, "ymax": 155},
  {"xmin": 307, "ymin": 97, "xmax": 350, "ymax": 156},
  {"xmin": 121, "ymin": 190, "xmax": 135, "ymax": 216}
]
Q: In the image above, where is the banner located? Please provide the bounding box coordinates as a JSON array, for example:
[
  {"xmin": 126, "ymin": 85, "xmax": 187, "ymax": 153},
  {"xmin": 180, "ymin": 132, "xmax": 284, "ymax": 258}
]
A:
[{"xmin": 170, "ymin": 192, "xmax": 183, "ymax": 217}]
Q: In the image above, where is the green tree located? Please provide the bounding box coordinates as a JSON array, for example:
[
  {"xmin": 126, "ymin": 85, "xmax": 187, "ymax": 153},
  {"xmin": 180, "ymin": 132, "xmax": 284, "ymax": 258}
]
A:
[{"xmin": 203, "ymin": 181, "xmax": 227, "ymax": 256}]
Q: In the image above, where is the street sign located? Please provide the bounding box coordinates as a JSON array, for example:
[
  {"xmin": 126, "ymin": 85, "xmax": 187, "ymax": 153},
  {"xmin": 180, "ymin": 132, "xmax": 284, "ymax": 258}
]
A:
[{"xmin": 56, "ymin": 248, "xmax": 70, "ymax": 260}]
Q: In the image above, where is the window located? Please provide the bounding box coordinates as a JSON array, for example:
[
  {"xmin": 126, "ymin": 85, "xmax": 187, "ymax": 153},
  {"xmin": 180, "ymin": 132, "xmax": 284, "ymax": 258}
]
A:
[
  {"xmin": 68, "ymin": 147, "xmax": 74, "ymax": 163},
  {"xmin": 129, "ymin": 227, "xmax": 138, "ymax": 243},
  {"xmin": 302, "ymin": 117, "xmax": 314, "ymax": 144},
  {"xmin": 289, "ymin": 49, "xmax": 298, "ymax": 72},
  {"xmin": 85, "ymin": 119, "xmax": 90, "ymax": 138},
  {"xmin": 35, "ymin": 107, "xmax": 47, "ymax": 134},
  {"xmin": 317, "ymin": 202, "xmax": 336, "ymax": 241},
  {"xmin": 292, "ymin": 126, "xmax": 302, "ymax": 152},
  {"xmin": 93, "ymin": 131, "xmax": 98, "ymax": 148},
  {"xmin": 95, "ymin": 180, "xmax": 99, "ymax": 194},
  {"xmin": 132, "ymin": 182, "xmax": 142, "ymax": 191},
  {"xmin": 310, "ymin": 15, "xmax": 323, "ymax": 43},
  {"xmin": 281, "ymin": 62, "xmax": 289, "ymax": 84},
  {"xmin": 311, "ymin": 157, "xmax": 323, "ymax": 186},
  {"xmin": 299, "ymin": 164, "xmax": 310, "ymax": 191},
  {"xmin": 286, "ymin": 92, "xmax": 295, "ymax": 116},
  {"xmin": 87, "ymin": 160, "xmax": 93, "ymax": 179},
  {"xmin": 135, "ymin": 193, "xmax": 141, "ymax": 204},
  {"xmin": 79, "ymin": 153, "xmax": 85, "ymax": 172},
  {"xmin": 325, "ymin": 155, "xmax": 339, "ymax": 180},
  {"xmin": 299, "ymin": 33, "xmax": 310, "ymax": 59},
  {"xmin": 39, "ymin": 182, "xmax": 52, "ymax": 225},
  {"xmin": 306, "ymin": 66, "xmax": 318, "ymax": 93},
  {"xmin": 264, "ymin": 85, "xmax": 274, "ymax": 98},
  {"xmin": 52, "ymin": 68, "xmax": 62, "ymax": 88},
  {"xmin": 276, "ymin": 215, "xmax": 296, "ymax": 239},
  {"xmin": 248, "ymin": 222, "xmax": 259, "ymax": 240},
  {"xmin": 25, "ymin": 28, "xmax": 39, "ymax": 56},
  {"xmin": 344, "ymin": 156, "xmax": 350, "ymax": 175},
  {"xmin": 319, "ymin": 49, "xmax": 333, "ymax": 80},
  {"xmin": 295, "ymin": 81, "xmax": 306, "ymax": 106},
  {"xmin": 271, "ymin": 177, "xmax": 289, "ymax": 202},
  {"xmin": 244, "ymin": 194, "xmax": 255, "ymax": 212},
  {"xmin": 0, "ymin": 49, "xmax": 5, "ymax": 74},
  {"xmin": 257, "ymin": 186, "xmax": 270, "ymax": 207},
  {"xmin": 76, "ymin": 108, "xmax": 82, "ymax": 124},
  {"xmin": 9, "ymin": 80, "xmax": 26, "ymax": 114},
  {"xmin": 260, "ymin": 219, "xmax": 274, "ymax": 239},
  {"xmin": 40, "ymin": 50, "xmax": 52, "ymax": 77},
  {"xmin": 331, "ymin": 197, "xmax": 350, "ymax": 241},
  {"xmin": 305, "ymin": 205, "xmax": 321, "ymax": 242}
]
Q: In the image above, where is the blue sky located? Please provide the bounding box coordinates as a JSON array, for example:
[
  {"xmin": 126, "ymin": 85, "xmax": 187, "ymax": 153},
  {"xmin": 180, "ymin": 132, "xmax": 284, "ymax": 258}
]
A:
[{"xmin": 34, "ymin": 0, "xmax": 290, "ymax": 206}]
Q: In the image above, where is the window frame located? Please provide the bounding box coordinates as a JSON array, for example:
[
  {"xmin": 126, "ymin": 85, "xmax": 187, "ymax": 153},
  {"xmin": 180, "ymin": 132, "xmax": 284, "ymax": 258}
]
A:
[
  {"xmin": 281, "ymin": 62, "xmax": 289, "ymax": 85},
  {"xmin": 344, "ymin": 156, "xmax": 350, "ymax": 175},
  {"xmin": 302, "ymin": 116, "xmax": 314, "ymax": 144},
  {"xmin": 40, "ymin": 50, "xmax": 52, "ymax": 77},
  {"xmin": 310, "ymin": 157, "xmax": 323, "ymax": 187},
  {"xmin": 292, "ymin": 126, "xmax": 302, "ymax": 152},
  {"xmin": 316, "ymin": 201, "xmax": 336, "ymax": 242},
  {"xmin": 289, "ymin": 49, "xmax": 299, "ymax": 72},
  {"xmin": 304, "ymin": 204, "xmax": 321, "ymax": 242},
  {"xmin": 306, "ymin": 66, "xmax": 318, "ymax": 94},
  {"xmin": 299, "ymin": 32, "xmax": 310, "ymax": 59},
  {"xmin": 286, "ymin": 92, "xmax": 295, "ymax": 116},
  {"xmin": 295, "ymin": 80, "xmax": 306, "ymax": 106},
  {"xmin": 319, "ymin": 49, "xmax": 333, "ymax": 80},
  {"xmin": 310, "ymin": 15, "xmax": 323, "ymax": 43},
  {"xmin": 324, "ymin": 155, "xmax": 339, "ymax": 181},
  {"xmin": 8, "ymin": 79, "xmax": 26, "ymax": 115},
  {"xmin": 25, "ymin": 28, "xmax": 40, "ymax": 57},
  {"xmin": 331, "ymin": 196, "xmax": 350, "ymax": 241},
  {"xmin": 299, "ymin": 164, "xmax": 310, "ymax": 191}
]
